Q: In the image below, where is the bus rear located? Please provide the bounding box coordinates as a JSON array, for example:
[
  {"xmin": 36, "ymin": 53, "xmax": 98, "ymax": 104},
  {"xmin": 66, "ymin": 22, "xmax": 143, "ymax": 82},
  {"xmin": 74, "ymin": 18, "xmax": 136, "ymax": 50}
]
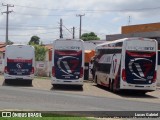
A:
[
  {"xmin": 51, "ymin": 39, "xmax": 84, "ymax": 86},
  {"xmin": 121, "ymin": 38, "xmax": 157, "ymax": 91},
  {"xmin": 4, "ymin": 45, "xmax": 35, "ymax": 84}
]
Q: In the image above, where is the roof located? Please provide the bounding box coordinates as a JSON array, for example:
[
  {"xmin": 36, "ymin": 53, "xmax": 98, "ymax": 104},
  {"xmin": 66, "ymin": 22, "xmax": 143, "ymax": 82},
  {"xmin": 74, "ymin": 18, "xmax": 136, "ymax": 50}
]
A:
[
  {"xmin": 0, "ymin": 42, "xmax": 6, "ymax": 52},
  {"xmin": 0, "ymin": 47, "xmax": 5, "ymax": 52},
  {"xmin": 44, "ymin": 44, "xmax": 53, "ymax": 50},
  {"xmin": 0, "ymin": 42, "xmax": 5, "ymax": 45}
]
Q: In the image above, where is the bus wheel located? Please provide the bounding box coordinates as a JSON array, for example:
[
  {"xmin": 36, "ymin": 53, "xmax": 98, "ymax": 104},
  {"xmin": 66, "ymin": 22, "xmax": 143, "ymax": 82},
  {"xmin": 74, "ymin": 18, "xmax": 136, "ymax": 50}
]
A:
[
  {"xmin": 109, "ymin": 80, "xmax": 113, "ymax": 91},
  {"xmin": 139, "ymin": 91, "xmax": 147, "ymax": 95},
  {"xmin": 27, "ymin": 80, "xmax": 32, "ymax": 86},
  {"xmin": 95, "ymin": 76, "xmax": 97, "ymax": 83},
  {"xmin": 53, "ymin": 84, "xmax": 59, "ymax": 89},
  {"xmin": 95, "ymin": 76, "xmax": 98, "ymax": 85},
  {"xmin": 5, "ymin": 79, "xmax": 10, "ymax": 84},
  {"xmin": 78, "ymin": 85, "xmax": 83, "ymax": 91},
  {"xmin": 112, "ymin": 81, "xmax": 117, "ymax": 93}
]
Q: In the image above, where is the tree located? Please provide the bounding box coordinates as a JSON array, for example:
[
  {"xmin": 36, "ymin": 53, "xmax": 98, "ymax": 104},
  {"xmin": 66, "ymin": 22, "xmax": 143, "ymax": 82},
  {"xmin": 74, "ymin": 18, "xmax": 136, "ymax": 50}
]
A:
[
  {"xmin": 81, "ymin": 32, "xmax": 100, "ymax": 41},
  {"xmin": 30, "ymin": 43, "xmax": 48, "ymax": 61},
  {"xmin": 29, "ymin": 36, "xmax": 40, "ymax": 45}
]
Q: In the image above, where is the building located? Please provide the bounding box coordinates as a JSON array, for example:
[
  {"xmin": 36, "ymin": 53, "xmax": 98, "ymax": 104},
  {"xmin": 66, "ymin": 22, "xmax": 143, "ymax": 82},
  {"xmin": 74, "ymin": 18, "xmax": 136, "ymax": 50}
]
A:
[{"xmin": 106, "ymin": 22, "xmax": 160, "ymax": 49}]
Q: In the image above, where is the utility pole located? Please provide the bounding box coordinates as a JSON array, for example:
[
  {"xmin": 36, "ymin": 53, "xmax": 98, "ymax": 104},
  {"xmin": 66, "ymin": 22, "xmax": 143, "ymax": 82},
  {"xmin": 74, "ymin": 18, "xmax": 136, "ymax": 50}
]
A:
[
  {"xmin": 76, "ymin": 14, "xmax": 85, "ymax": 39},
  {"xmin": 72, "ymin": 27, "xmax": 75, "ymax": 39},
  {"xmin": 2, "ymin": 3, "xmax": 14, "ymax": 45},
  {"xmin": 128, "ymin": 16, "xmax": 131, "ymax": 25},
  {"xmin": 60, "ymin": 18, "xmax": 63, "ymax": 38}
]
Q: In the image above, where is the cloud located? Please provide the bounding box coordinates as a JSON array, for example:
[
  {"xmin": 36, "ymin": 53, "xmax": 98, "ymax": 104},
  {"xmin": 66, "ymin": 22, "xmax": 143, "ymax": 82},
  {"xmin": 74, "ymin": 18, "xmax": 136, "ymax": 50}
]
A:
[{"xmin": 0, "ymin": 0, "xmax": 160, "ymax": 43}]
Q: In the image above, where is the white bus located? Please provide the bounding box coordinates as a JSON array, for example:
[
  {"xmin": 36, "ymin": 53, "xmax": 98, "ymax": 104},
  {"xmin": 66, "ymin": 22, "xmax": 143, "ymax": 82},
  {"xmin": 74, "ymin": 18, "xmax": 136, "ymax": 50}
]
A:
[
  {"xmin": 157, "ymin": 50, "xmax": 160, "ymax": 86},
  {"xmin": 4, "ymin": 44, "xmax": 35, "ymax": 84},
  {"xmin": 94, "ymin": 38, "xmax": 157, "ymax": 93},
  {"xmin": 51, "ymin": 39, "xmax": 84, "ymax": 87}
]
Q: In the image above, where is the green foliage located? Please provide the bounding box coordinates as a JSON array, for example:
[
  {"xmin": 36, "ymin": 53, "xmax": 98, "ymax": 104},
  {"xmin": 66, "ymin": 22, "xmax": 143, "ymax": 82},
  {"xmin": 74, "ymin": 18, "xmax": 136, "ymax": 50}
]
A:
[
  {"xmin": 29, "ymin": 36, "xmax": 40, "ymax": 45},
  {"xmin": 31, "ymin": 43, "xmax": 48, "ymax": 61},
  {"xmin": 81, "ymin": 32, "xmax": 100, "ymax": 41}
]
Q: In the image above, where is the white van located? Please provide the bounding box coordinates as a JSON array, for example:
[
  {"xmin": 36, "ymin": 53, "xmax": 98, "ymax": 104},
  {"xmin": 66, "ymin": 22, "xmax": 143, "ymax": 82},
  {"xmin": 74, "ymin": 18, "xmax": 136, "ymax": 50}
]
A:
[{"xmin": 4, "ymin": 44, "xmax": 35, "ymax": 84}]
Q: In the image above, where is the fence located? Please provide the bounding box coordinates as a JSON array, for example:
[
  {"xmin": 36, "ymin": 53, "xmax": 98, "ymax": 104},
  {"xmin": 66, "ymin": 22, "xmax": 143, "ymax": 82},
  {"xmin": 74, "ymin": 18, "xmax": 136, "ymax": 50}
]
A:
[{"xmin": 35, "ymin": 61, "xmax": 51, "ymax": 77}]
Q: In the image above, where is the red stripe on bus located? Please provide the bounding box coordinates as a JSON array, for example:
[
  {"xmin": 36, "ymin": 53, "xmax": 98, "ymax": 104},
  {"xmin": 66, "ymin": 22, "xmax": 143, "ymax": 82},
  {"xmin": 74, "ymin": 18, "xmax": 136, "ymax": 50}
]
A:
[
  {"xmin": 7, "ymin": 58, "xmax": 32, "ymax": 63},
  {"xmin": 55, "ymin": 50, "xmax": 82, "ymax": 56},
  {"xmin": 126, "ymin": 51, "xmax": 156, "ymax": 57}
]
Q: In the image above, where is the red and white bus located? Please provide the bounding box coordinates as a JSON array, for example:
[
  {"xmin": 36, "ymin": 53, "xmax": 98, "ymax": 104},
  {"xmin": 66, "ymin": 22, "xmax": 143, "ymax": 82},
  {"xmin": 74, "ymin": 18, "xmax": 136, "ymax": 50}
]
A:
[
  {"xmin": 4, "ymin": 44, "xmax": 35, "ymax": 85},
  {"xmin": 94, "ymin": 38, "xmax": 157, "ymax": 93},
  {"xmin": 51, "ymin": 39, "xmax": 84, "ymax": 87}
]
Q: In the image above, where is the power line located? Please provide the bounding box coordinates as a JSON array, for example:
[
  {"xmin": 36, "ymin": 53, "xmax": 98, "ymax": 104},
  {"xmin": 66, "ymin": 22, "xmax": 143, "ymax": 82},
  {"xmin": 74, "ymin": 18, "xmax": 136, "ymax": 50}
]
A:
[
  {"xmin": 13, "ymin": 12, "xmax": 73, "ymax": 16},
  {"xmin": 12, "ymin": 4, "xmax": 160, "ymax": 12},
  {"xmin": 62, "ymin": 25, "xmax": 72, "ymax": 35},
  {"xmin": 13, "ymin": 4, "xmax": 82, "ymax": 11},
  {"xmin": 0, "ymin": 31, "xmax": 58, "ymax": 36},
  {"xmin": 0, "ymin": 27, "xmax": 59, "ymax": 30},
  {"xmin": 1, "ymin": 24, "xmax": 59, "ymax": 28}
]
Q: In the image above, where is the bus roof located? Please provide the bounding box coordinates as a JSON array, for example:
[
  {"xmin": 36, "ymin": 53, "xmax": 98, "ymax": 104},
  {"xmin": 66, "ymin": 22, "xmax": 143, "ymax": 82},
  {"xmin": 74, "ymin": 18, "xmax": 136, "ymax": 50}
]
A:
[
  {"xmin": 55, "ymin": 39, "xmax": 84, "ymax": 42},
  {"xmin": 96, "ymin": 37, "xmax": 156, "ymax": 49}
]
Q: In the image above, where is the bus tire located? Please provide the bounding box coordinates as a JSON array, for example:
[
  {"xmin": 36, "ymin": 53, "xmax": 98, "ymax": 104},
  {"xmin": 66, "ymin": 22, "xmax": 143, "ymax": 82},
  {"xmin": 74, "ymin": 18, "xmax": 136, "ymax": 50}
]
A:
[
  {"xmin": 25, "ymin": 80, "xmax": 32, "ymax": 86},
  {"xmin": 5, "ymin": 79, "xmax": 10, "ymax": 84},
  {"xmin": 78, "ymin": 85, "xmax": 83, "ymax": 90},
  {"xmin": 139, "ymin": 91, "xmax": 147, "ymax": 95},
  {"xmin": 53, "ymin": 84, "xmax": 59, "ymax": 88},
  {"xmin": 27, "ymin": 80, "xmax": 32, "ymax": 85},
  {"xmin": 112, "ymin": 80, "xmax": 117, "ymax": 93},
  {"xmin": 109, "ymin": 80, "xmax": 112, "ymax": 91},
  {"xmin": 95, "ymin": 76, "xmax": 98, "ymax": 84}
]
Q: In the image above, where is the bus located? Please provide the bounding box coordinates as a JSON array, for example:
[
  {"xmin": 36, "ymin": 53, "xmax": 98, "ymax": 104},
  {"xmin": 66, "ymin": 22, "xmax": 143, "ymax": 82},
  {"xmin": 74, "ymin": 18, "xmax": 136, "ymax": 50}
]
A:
[
  {"xmin": 94, "ymin": 37, "xmax": 157, "ymax": 93},
  {"xmin": 157, "ymin": 50, "xmax": 160, "ymax": 86},
  {"xmin": 4, "ymin": 44, "xmax": 35, "ymax": 84},
  {"xmin": 51, "ymin": 39, "xmax": 84, "ymax": 87}
]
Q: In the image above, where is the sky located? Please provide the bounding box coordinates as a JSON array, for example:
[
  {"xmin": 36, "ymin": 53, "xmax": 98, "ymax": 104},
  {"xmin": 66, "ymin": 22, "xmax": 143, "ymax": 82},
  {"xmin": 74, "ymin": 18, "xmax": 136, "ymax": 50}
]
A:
[{"xmin": 0, "ymin": 0, "xmax": 160, "ymax": 44}]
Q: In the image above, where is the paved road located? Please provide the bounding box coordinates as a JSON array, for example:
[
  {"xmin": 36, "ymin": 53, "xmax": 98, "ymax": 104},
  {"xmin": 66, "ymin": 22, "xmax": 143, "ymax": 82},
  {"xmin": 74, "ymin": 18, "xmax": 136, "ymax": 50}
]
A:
[
  {"xmin": 0, "ymin": 85, "xmax": 160, "ymax": 112},
  {"xmin": 0, "ymin": 75, "xmax": 160, "ymax": 104}
]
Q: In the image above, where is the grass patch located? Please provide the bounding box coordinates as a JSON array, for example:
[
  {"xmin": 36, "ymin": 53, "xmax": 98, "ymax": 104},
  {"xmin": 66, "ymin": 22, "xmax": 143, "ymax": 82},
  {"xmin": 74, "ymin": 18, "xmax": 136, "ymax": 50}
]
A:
[{"xmin": 34, "ymin": 76, "xmax": 50, "ymax": 80}]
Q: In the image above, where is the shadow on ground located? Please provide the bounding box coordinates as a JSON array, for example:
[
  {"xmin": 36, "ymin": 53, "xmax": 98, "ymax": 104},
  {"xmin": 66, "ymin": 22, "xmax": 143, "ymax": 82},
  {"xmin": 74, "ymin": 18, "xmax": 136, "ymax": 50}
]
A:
[
  {"xmin": 2, "ymin": 79, "xmax": 33, "ymax": 87},
  {"xmin": 93, "ymin": 84, "xmax": 158, "ymax": 99},
  {"xmin": 50, "ymin": 85, "xmax": 83, "ymax": 91}
]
